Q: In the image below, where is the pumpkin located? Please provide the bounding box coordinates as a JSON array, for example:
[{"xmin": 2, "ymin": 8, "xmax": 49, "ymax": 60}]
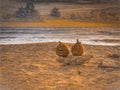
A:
[
  {"xmin": 56, "ymin": 41, "xmax": 69, "ymax": 57},
  {"xmin": 71, "ymin": 39, "xmax": 84, "ymax": 56}
]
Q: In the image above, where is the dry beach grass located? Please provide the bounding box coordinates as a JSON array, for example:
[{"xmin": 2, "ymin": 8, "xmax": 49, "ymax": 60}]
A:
[{"xmin": 0, "ymin": 42, "xmax": 120, "ymax": 90}]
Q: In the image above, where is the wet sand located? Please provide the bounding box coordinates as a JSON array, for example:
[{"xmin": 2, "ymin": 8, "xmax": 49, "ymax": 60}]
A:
[{"xmin": 0, "ymin": 42, "xmax": 120, "ymax": 90}]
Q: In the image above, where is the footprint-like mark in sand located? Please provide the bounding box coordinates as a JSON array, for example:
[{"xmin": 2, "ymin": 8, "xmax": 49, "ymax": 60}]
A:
[{"xmin": 21, "ymin": 64, "xmax": 40, "ymax": 75}]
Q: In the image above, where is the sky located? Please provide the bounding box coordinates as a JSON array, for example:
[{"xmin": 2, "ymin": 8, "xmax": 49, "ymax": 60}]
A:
[{"xmin": 15, "ymin": 0, "xmax": 120, "ymax": 3}]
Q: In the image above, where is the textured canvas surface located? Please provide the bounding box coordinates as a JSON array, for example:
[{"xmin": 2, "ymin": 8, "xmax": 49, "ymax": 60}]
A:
[{"xmin": 0, "ymin": 1, "xmax": 120, "ymax": 90}]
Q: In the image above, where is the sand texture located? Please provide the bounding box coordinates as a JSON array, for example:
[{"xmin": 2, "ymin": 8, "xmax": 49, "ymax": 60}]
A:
[{"xmin": 0, "ymin": 43, "xmax": 120, "ymax": 90}]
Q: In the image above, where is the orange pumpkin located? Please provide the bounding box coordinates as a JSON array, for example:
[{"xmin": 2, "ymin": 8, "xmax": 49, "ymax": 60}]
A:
[
  {"xmin": 56, "ymin": 41, "xmax": 69, "ymax": 57},
  {"xmin": 71, "ymin": 39, "xmax": 84, "ymax": 56}
]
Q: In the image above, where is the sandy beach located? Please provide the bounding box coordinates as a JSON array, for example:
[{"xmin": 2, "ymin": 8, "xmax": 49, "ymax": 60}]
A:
[{"xmin": 0, "ymin": 42, "xmax": 120, "ymax": 90}]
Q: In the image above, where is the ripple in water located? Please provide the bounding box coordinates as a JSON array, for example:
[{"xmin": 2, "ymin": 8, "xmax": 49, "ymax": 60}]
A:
[{"xmin": 0, "ymin": 27, "xmax": 120, "ymax": 46}]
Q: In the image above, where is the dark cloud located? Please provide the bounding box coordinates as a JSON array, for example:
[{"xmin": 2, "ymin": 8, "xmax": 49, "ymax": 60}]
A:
[{"xmin": 16, "ymin": 0, "xmax": 120, "ymax": 4}]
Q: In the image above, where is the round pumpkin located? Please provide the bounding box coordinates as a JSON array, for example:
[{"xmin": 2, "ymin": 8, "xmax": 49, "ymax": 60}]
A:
[
  {"xmin": 71, "ymin": 39, "xmax": 84, "ymax": 56},
  {"xmin": 56, "ymin": 41, "xmax": 69, "ymax": 57}
]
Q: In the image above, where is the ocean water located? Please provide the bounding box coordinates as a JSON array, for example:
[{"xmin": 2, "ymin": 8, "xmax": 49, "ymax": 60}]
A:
[{"xmin": 0, "ymin": 27, "xmax": 120, "ymax": 46}]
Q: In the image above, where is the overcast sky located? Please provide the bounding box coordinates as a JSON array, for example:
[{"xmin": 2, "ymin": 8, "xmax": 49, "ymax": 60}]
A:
[{"xmin": 14, "ymin": 0, "xmax": 120, "ymax": 3}]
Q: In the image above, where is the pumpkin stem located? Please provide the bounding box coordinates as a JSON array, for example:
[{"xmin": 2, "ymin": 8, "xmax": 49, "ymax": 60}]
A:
[
  {"xmin": 77, "ymin": 39, "xmax": 79, "ymax": 43},
  {"xmin": 59, "ymin": 41, "xmax": 61, "ymax": 43}
]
